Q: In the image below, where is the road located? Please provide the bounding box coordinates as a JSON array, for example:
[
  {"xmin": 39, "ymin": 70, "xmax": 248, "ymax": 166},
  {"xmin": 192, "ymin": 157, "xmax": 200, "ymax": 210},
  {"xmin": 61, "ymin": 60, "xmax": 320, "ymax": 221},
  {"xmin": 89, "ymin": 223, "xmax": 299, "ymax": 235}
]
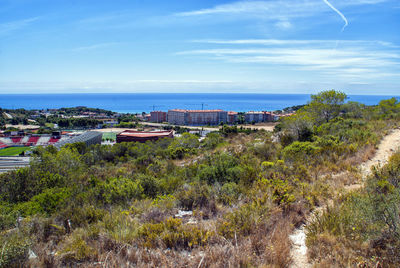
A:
[{"xmin": 0, "ymin": 157, "xmax": 31, "ymax": 173}]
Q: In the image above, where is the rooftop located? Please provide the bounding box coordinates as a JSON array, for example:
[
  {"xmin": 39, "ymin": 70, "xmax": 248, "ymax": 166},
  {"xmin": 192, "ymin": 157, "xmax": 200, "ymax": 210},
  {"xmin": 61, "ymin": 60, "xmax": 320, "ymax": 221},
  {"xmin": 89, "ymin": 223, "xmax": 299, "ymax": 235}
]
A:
[
  {"xmin": 246, "ymin": 111, "xmax": 273, "ymax": 114},
  {"xmin": 118, "ymin": 130, "xmax": 173, "ymax": 138}
]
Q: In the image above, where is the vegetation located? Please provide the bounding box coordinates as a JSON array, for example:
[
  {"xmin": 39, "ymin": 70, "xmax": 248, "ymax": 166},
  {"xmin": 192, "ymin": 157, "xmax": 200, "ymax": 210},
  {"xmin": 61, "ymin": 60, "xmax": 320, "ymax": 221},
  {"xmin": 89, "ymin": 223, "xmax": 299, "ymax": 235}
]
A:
[
  {"xmin": 0, "ymin": 90, "xmax": 399, "ymax": 267},
  {"xmin": 0, "ymin": 106, "xmax": 124, "ymax": 130},
  {"xmin": 102, "ymin": 132, "xmax": 117, "ymax": 142},
  {"xmin": 307, "ymin": 152, "xmax": 400, "ymax": 266},
  {"xmin": 0, "ymin": 147, "xmax": 30, "ymax": 156}
]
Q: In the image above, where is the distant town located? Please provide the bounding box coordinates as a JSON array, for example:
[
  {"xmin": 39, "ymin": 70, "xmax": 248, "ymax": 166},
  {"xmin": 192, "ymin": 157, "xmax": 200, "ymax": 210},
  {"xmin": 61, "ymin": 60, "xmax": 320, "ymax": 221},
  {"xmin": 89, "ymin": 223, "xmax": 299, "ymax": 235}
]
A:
[
  {"xmin": 146, "ymin": 109, "xmax": 293, "ymax": 125},
  {"xmin": 0, "ymin": 105, "xmax": 296, "ymax": 171}
]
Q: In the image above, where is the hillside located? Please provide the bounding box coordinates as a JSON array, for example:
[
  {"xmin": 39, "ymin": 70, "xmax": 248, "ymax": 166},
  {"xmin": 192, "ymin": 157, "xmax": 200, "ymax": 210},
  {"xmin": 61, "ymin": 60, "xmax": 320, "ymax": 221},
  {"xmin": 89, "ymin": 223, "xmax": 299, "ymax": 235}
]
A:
[{"xmin": 1, "ymin": 90, "xmax": 400, "ymax": 267}]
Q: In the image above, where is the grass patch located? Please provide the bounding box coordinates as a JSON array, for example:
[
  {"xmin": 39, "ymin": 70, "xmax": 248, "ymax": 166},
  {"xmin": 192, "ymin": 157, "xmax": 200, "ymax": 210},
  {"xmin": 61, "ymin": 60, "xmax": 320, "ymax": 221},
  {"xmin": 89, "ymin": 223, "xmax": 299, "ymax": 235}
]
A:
[
  {"xmin": 102, "ymin": 132, "xmax": 116, "ymax": 141},
  {"xmin": 0, "ymin": 147, "xmax": 30, "ymax": 156}
]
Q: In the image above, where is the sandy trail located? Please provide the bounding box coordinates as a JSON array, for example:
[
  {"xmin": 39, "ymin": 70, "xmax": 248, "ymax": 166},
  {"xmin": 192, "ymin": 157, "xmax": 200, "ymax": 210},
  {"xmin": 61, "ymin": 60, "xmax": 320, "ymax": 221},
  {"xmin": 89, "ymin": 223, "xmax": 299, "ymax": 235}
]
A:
[{"xmin": 289, "ymin": 128, "xmax": 400, "ymax": 268}]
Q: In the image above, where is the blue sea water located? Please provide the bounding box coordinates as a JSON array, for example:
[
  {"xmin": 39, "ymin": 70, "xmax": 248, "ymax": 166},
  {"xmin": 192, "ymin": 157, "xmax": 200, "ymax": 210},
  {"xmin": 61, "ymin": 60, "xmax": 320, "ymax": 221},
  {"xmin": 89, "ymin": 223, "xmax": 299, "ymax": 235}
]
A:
[{"xmin": 0, "ymin": 93, "xmax": 398, "ymax": 114}]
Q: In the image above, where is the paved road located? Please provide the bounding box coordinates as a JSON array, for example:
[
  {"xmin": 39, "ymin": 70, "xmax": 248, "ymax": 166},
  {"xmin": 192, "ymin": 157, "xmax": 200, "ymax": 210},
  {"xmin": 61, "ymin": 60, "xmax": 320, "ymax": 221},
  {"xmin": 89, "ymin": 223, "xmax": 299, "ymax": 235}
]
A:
[{"xmin": 0, "ymin": 157, "xmax": 31, "ymax": 173}]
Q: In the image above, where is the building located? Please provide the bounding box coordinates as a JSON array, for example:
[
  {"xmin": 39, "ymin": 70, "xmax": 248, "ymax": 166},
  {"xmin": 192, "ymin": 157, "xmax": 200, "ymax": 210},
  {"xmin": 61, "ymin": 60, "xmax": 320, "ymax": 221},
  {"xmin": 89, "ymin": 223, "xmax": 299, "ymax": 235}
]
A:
[
  {"xmin": 264, "ymin": 112, "xmax": 274, "ymax": 122},
  {"xmin": 245, "ymin": 112, "xmax": 264, "ymax": 123},
  {"xmin": 228, "ymin": 111, "xmax": 238, "ymax": 124},
  {"xmin": 116, "ymin": 130, "xmax": 173, "ymax": 143},
  {"xmin": 245, "ymin": 111, "xmax": 275, "ymax": 123},
  {"xmin": 150, "ymin": 111, "xmax": 167, "ymax": 123},
  {"xmin": 168, "ymin": 109, "xmax": 228, "ymax": 125},
  {"xmin": 167, "ymin": 109, "xmax": 187, "ymax": 125},
  {"xmin": 103, "ymin": 119, "xmax": 119, "ymax": 127}
]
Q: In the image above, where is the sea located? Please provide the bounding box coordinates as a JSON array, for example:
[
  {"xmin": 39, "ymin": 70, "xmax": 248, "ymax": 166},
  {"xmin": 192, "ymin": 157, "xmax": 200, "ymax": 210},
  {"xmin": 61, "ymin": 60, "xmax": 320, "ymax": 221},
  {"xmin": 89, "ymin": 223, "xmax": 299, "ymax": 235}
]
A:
[{"xmin": 0, "ymin": 93, "xmax": 398, "ymax": 114}]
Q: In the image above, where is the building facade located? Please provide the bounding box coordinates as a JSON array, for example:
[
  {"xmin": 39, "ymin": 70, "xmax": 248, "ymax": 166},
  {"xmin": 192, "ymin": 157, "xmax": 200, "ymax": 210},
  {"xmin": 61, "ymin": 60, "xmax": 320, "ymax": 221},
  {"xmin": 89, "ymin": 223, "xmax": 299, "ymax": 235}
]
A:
[
  {"xmin": 227, "ymin": 111, "xmax": 238, "ymax": 124},
  {"xmin": 245, "ymin": 111, "xmax": 275, "ymax": 123},
  {"xmin": 150, "ymin": 111, "xmax": 167, "ymax": 123},
  {"xmin": 167, "ymin": 109, "xmax": 187, "ymax": 125},
  {"xmin": 168, "ymin": 109, "xmax": 228, "ymax": 125}
]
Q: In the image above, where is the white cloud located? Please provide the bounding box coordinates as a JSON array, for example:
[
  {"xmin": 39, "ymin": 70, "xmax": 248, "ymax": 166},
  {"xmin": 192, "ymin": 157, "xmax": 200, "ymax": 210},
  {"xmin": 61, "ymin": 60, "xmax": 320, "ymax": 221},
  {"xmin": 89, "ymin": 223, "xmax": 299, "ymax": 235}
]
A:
[
  {"xmin": 177, "ymin": 39, "xmax": 400, "ymax": 80},
  {"xmin": 176, "ymin": 0, "xmax": 389, "ymax": 17},
  {"xmin": 174, "ymin": 0, "xmax": 390, "ymax": 30},
  {"xmin": 0, "ymin": 17, "xmax": 40, "ymax": 35},
  {"xmin": 275, "ymin": 20, "xmax": 292, "ymax": 29},
  {"xmin": 192, "ymin": 39, "xmax": 397, "ymax": 47},
  {"xmin": 175, "ymin": 1, "xmax": 324, "ymax": 19},
  {"xmin": 71, "ymin": 42, "xmax": 121, "ymax": 52}
]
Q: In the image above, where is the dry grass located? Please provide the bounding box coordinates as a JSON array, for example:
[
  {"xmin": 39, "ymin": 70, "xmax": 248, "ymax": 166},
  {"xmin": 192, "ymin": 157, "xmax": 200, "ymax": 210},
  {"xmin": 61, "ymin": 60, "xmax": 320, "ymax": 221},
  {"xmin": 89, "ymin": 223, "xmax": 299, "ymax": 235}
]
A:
[
  {"xmin": 23, "ymin": 206, "xmax": 302, "ymax": 267},
  {"xmin": 347, "ymin": 144, "xmax": 376, "ymax": 168}
]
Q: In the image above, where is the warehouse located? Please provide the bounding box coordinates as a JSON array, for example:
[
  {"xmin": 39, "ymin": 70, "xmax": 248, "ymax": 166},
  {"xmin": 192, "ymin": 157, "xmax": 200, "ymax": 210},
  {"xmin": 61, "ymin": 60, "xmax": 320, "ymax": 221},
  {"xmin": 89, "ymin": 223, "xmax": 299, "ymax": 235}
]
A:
[{"xmin": 116, "ymin": 130, "xmax": 173, "ymax": 143}]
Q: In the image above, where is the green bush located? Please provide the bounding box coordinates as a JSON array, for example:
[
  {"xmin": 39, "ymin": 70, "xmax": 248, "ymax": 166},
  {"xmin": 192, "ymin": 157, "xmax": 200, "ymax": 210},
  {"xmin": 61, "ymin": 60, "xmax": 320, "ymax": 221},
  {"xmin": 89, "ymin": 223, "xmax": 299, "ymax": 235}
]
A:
[
  {"xmin": 14, "ymin": 187, "xmax": 70, "ymax": 216},
  {"xmin": 97, "ymin": 177, "xmax": 143, "ymax": 205},
  {"xmin": 138, "ymin": 217, "xmax": 212, "ymax": 249},
  {"xmin": 0, "ymin": 231, "xmax": 30, "ymax": 268}
]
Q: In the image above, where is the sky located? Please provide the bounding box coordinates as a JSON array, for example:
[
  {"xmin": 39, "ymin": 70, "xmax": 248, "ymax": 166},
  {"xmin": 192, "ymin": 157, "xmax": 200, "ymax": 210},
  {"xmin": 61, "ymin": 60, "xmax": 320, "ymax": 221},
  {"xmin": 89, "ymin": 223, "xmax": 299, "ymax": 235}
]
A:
[{"xmin": 0, "ymin": 0, "xmax": 399, "ymax": 95}]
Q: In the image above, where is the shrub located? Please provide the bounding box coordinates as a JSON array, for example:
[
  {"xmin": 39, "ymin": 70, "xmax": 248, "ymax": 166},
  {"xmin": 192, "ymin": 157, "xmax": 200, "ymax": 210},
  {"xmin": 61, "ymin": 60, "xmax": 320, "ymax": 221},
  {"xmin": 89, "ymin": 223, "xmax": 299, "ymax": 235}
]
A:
[
  {"xmin": 59, "ymin": 228, "xmax": 96, "ymax": 262},
  {"xmin": 218, "ymin": 182, "xmax": 241, "ymax": 205},
  {"xmin": 97, "ymin": 177, "xmax": 143, "ymax": 205},
  {"xmin": 138, "ymin": 217, "xmax": 212, "ymax": 249},
  {"xmin": 282, "ymin": 141, "xmax": 321, "ymax": 163},
  {"xmin": 0, "ymin": 231, "xmax": 30, "ymax": 268},
  {"xmin": 175, "ymin": 182, "xmax": 213, "ymax": 210}
]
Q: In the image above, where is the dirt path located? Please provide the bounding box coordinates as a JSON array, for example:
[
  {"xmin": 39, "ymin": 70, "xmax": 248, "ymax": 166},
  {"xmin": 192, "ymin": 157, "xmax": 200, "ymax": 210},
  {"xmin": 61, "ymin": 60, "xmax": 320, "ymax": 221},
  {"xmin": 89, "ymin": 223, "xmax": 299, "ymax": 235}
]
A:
[
  {"xmin": 289, "ymin": 128, "xmax": 400, "ymax": 268},
  {"xmin": 360, "ymin": 129, "xmax": 400, "ymax": 177}
]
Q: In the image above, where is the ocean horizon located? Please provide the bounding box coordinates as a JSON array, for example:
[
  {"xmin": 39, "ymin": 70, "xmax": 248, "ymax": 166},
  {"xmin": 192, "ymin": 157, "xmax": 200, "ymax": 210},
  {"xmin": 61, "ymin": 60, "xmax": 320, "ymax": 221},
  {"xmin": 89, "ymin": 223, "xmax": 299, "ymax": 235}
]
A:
[{"xmin": 0, "ymin": 93, "xmax": 398, "ymax": 114}]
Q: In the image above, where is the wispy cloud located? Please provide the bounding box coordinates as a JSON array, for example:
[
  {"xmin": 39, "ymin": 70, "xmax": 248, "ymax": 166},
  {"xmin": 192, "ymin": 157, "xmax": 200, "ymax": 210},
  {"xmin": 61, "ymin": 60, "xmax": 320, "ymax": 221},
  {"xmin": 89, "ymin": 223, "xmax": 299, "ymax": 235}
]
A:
[
  {"xmin": 174, "ymin": 0, "xmax": 389, "ymax": 29},
  {"xmin": 71, "ymin": 42, "xmax": 121, "ymax": 52},
  {"xmin": 191, "ymin": 39, "xmax": 398, "ymax": 47},
  {"xmin": 0, "ymin": 17, "xmax": 40, "ymax": 35},
  {"xmin": 176, "ymin": 0, "xmax": 389, "ymax": 17},
  {"xmin": 177, "ymin": 39, "xmax": 400, "ymax": 80},
  {"xmin": 175, "ymin": 1, "xmax": 323, "ymax": 19},
  {"xmin": 275, "ymin": 20, "xmax": 292, "ymax": 29}
]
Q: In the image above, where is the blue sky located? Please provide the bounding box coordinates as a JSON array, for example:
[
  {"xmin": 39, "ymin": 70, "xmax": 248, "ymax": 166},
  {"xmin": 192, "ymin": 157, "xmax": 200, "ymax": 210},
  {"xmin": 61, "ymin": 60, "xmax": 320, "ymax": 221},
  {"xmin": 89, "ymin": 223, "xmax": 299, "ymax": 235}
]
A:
[{"xmin": 0, "ymin": 0, "xmax": 399, "ymax": 94}]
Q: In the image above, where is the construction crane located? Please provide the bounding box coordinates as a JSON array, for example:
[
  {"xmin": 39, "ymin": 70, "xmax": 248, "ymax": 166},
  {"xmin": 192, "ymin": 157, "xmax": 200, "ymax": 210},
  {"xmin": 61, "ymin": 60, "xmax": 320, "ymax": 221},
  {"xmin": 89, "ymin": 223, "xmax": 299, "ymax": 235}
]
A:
[
  {"xmin": 200, "ymin": 102, "xmax": 208, "ymax": 110},
  {"xmin": 184, "ymin": 103, "xmax": 209, "ymax": 110}
]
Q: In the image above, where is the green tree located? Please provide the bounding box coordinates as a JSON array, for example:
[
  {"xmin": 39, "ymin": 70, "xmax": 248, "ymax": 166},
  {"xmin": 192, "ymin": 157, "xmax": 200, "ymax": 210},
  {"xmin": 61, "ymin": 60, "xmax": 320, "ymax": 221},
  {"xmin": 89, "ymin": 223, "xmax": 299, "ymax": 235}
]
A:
[
  {"xmin": 281, "ymin": 111, "xmax": 314, "ymax": 142},
  {"xmin": 378, "ymin": 97, "xmax": 400, "ymax": 118},
  {"xmin": 305, "ymin": 90, "xmax": 347, "ymax": 124}
]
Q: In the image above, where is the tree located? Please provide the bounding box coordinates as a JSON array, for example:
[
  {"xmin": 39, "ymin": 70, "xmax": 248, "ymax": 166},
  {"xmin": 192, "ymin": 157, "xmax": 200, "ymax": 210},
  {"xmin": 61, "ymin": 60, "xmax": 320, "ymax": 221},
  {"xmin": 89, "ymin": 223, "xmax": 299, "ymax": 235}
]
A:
[
  {"xmin": 378, "ymin": 97, "xmax": 400, "ymax": 118},
  {"xmin": 281, "ymin": 111, "xmax": 314, "ymax": 142},
  {"xmin": 305, "ymin": 90, "xmax": 347, "ymax": 124}
]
